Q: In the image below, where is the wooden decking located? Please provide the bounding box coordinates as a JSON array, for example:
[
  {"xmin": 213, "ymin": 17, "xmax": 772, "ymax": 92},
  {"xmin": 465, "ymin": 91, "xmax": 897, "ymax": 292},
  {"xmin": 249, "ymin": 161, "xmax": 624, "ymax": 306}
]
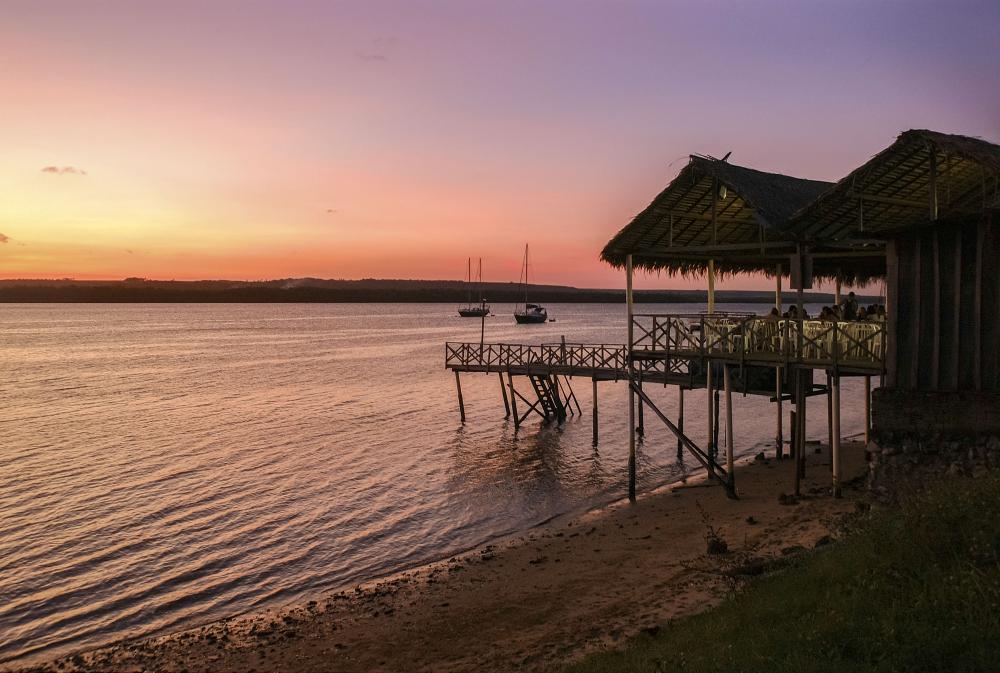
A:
[{"xmin": 445, "ymin": 314, "xmax": 886, "ymax": 380}]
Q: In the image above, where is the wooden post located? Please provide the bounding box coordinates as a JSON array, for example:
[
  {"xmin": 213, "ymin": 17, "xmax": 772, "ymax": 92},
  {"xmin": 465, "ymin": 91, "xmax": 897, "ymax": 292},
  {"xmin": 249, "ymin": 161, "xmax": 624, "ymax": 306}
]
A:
[
  {"xmin": 798, "ymin": 379, "xmax": 807, "ymax": 482},
  {"xmin": 864, "ymin": 375, "xmax": 872, "ymax": 444},
  {"xmin": 499, "ymin": 372, "xmax": 510, "ymax": 418},
  {"xmin": 592, "ymin": 379, "xmax": 599, "ymax": 446},
  {"xmin": 636, "ymin": 374, "xmax": 645, "ymax": 436},
  {"xmin": 826, "ymin": 372, "xmax": 833, "ymax": 471},
  {"xmin": 834, "ymin": 276, "xmax": 842, "ymax": 307},
  {"xmin": 723, "ymin": 365, "xmax": 735, "ymax": 492},
  {"xmin": 454, "ymin": 371, "xmax": 466, "ymax": 423},
  {"xmin": 790, "ymin": 409, "xmax": 798, "ymax": 495},
  {"xmin": 706, "ymin": 364, "xmax": 715, "ymax": 478},
  {"xmin": 507, "ymin": 372, "xmax": 519, "ymax": 429},
  {"xmin": 832, "ymin": 374, "xmax": 842, "ymax": 498},
  {"xmin": 628, "ymin": 386, "xmax": 637, "ymax": 502},
  {"xmin": 775, "ymin": 263, "xmax": 783, "ymax": 459},
  {"xmin": 775, "ymin": 367, "xmax": 783, "ymax": 459},
  {"xmin": 677, "ymin": 386, "xmax": 684, "ymax": 460},
  {"xmin": 626, "ymin": 254, "xmax": 636, "ymax": 502}
]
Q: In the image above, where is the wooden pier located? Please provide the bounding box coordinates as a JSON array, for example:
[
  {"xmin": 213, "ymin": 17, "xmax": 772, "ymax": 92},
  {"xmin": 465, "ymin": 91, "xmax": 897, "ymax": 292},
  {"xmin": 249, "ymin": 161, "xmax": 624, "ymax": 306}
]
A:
[{"xmin": 446, "ymin": 313, "xmax": 885, "ymax": 499}]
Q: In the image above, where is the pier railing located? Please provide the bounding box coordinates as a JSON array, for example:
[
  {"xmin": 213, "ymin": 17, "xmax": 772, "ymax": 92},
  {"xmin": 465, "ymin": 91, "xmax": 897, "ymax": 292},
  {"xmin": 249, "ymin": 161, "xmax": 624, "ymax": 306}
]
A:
[
  {"xmin": 631, "ymin": 313, "xmax": 886, "ymax": 371},
  {"xmin": 445, "ymin": 342, "xmax": 628, "ymax": 377}
]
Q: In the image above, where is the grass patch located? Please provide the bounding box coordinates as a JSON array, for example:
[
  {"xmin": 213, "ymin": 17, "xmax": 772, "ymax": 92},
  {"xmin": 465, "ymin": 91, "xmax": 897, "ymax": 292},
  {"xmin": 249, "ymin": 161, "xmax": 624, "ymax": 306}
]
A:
[{"xmin": 565, "ymin": 474, "xmax": 1000, "ymax": 673}]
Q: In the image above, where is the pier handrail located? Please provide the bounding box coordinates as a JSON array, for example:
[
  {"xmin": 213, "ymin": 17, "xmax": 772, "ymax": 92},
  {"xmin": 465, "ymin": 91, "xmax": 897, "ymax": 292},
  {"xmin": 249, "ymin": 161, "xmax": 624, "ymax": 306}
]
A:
[{"xmin": 630, "ymin": 314, "xmax": 886, "ymax": 371}]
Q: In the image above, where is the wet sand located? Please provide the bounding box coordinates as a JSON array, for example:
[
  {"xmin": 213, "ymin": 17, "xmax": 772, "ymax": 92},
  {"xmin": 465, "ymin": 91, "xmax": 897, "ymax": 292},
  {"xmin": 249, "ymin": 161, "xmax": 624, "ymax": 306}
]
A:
[{"xmin": 16, "ymin": 442, "xmax": 868, "ymax": 673}]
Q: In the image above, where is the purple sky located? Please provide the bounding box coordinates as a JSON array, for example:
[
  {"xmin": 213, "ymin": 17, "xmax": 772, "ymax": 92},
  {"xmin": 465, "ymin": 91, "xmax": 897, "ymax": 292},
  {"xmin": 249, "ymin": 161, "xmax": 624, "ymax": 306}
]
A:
[{"xmin": 1, "ymin": 0, "xmax": 998, "ymax": 289}]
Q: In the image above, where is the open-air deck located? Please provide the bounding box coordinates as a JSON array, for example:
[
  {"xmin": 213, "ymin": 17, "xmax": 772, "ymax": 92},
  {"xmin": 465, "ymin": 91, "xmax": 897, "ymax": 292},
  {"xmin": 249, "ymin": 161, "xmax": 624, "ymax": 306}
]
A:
[{"xmin": 445, "ymin": 313, "xmax": 886, "ymax": 381}]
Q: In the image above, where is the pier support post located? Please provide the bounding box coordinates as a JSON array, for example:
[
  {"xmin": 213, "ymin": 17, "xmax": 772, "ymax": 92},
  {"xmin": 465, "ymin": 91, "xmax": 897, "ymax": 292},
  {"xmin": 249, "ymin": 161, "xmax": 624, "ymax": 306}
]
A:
[
  {"xmin": 826, "ymin": 373, "xmax": 834, "ymax": 471},
  {"xmin": 775, "ymin": 366, "xmax": 783, "ymax": 459},
  {"xmin": 507, "ymin": 372, "xmax": 519, "ymax": 429},
  {"xmin": 499, "ymin": 372, "xmax": 510, "ymax": 418},
  {"xmin": 636, "ymin": 374, "xmax": 645, "ymax": 437},
  {"xmin": 864, "ymin": 375, "xmax": 872, "ymax": 445},
  {"xmin": 706, "ymin": 365, "xmax": 715, "ymax": 479},
  {"xmin": 832, "ymin": 374, "xmax": 842, "ymax": 498},
  {"xmin": 723, "ymin": 365, "xmax": 735, "ymax": 492},
  {"xmin": 454, "ymin": 371, "xmax": 466, "ymax": 423},
  {"xmin": 592, "ymin": 379, "xmax": 599, "ymax": 446},
  {"xmin": 628, "ymin": 385, "xmax": 637, "ymax": 502},
  {"xmin": 626, "ymin": 254, "xmax": 636, "ymax": 503},
  {"xmin": 677, "ymin": 386, "xmax": 684, "ymax": 460}
]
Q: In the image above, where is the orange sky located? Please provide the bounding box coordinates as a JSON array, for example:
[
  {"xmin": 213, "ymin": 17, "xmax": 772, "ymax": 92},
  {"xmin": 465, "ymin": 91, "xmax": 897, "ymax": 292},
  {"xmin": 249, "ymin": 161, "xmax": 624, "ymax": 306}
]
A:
[{"xmin": 1, "ymin": 1, "xmax": 997, "ymax": 291}]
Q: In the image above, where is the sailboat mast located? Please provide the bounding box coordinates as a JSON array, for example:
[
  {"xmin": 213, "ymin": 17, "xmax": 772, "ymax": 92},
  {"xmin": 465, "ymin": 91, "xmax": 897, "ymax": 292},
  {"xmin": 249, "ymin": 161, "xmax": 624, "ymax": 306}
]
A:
[
  {"xmin": 477, "ymin": 258, "xmax": 483, "ymax": 303},
  {"xmin": 523, "ymin": 244, "xmax": 529, "ymax": 309},
  {"xmin": 466, "ymin": 257, "xmax": 472, "ymax": 305}
]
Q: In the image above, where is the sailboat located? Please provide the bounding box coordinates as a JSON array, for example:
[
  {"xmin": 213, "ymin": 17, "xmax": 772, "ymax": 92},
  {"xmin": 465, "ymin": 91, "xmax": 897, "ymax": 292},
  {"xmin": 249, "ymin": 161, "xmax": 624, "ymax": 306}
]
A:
[
  {"xmin": 458, "ymin": 257, "xmax": 490, "ymax": 317},
  {"xmin": 514, "ymin": 244, "xmax": 548, "ymax": 324}
]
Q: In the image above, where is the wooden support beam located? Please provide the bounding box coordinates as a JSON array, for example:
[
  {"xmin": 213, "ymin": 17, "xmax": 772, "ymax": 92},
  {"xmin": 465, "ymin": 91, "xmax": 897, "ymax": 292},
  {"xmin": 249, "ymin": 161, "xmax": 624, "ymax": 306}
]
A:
[
  {"xmin": 849, "ymin": 190, "xmax": 927, "ymax": 209},
  {"xmin": 677, "ymin": 386, "xmax": 684, "ymax": 460},
  {"xmin": 832, "ymin": 374, "xmax": 842, "ymax": 498},
  {"xmin": 775, "ymin": 263, "xmax": 782, "ymax": 314},
  {"xmin": 826, "ymin": 372, "xmax": 834, "ymax": 469},
  {"xmin": 507, "ymin": 372, "xmax": 519, "ymax": 429},
  {"xmin": 627, "ymin": 253, "xmax": 636, "ymax": 503},
  {"xmin": 499, "ymin": 372, "xmax": 510, "ymax": 418},
  {"xmin": 454, "ymin": 371, "xmax": 466, "ymax": 423},
  {"xmin": 592, "ymin": 379, "xmax": 599, "ymax": 447},
  {"xmin": 723, "ymin": 365, "xmax": 735, "ymax": 493},
  {"xmin": 628, "ymin": 385, "xmax": 637, "ymax": 502},
  {"xmin": 636, "ymin": 375, "xmax": 645, "ymax": 436},
  {"xmin": 775, "ymin": 366, "xmax": 783, "ymax": 459},
  {"xmin": 864, "ymin": 376, "xmax": 871, "ymax": 445},
  {"xmin": 706, "ymin": 364, "xmax": 715, "ymax": 479}
]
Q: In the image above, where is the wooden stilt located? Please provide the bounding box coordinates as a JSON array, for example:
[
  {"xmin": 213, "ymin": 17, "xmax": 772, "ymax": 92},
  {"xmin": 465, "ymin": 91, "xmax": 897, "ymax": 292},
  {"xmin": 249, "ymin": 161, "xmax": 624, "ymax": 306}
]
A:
[
  {"xmin": 775, "ymin": 366, "xmax": 783, "ymax": 459},
  {"xmin": 864, "ymin": 375, "xmax": 872, "ymax": 444},
  {"xmin": 626, "ymin": 254, "xmax": 636, "ymax": 502},
  {"xmin": 499, "ymin": 372, "xmax": 510, "ymax": 418},
  {"xmin": 723, "ymin": 365, "xmax": 735, "ymax": 492},
  {"xmin": 636, "ymin": 374, "xmax": 645, "ymax": 436},
  {"xmin": 706, "ymin": 365, "xmax": 715, "ymax": 478},
  {"xmin": 677, "ymin": 386, "xmax": 684, "ymax": 460},
  {"xmin": 507, "ymin": 372, "xmax": 519, "ymax": 429},
  {"xmin": 454, "ymin": 370, "xmax": 466, "ymax": 423},
  {"xmin": 826, "ymin": 372, "xmax": 833, "ymax": 471},
  {"xmin": 592, "ymin": 379, "xmax": 599, "ymax": 446},
  {"xmin": 797, "ymin": 377, "xmax": 807, "ymax": 483},
  {"xmin": 790, "ymin": 409, "xmax": 798, "ymax": 495},
  {"xmin": 628, "ymin": 385, "xmax": 637, "ymax": 502},
  {"xmin": 832, "ymin": 374, "xmax": 842, "ymax": 498}
]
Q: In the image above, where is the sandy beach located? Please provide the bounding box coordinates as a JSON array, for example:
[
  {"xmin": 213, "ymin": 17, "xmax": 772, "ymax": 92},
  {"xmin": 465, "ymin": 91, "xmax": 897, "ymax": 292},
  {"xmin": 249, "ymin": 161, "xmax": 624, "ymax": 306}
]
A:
[{"xmin": 17, "ymin": 442, "xmax": 868, "ymax": 673}]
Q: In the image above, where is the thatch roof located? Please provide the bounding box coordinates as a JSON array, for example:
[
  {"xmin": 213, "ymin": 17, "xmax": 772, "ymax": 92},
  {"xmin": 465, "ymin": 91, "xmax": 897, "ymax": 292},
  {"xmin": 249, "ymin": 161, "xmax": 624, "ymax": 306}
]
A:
[
  {"xmin": 600, "ymin": 130, "xmax": 1000, "ymax": 286},
  {"xmin": 601, "ymin": 155, "xmax": 833, "ymax": 277},
  {"xmin": 791, "ymin": 129, "xmax": 1000, "ymax": 241}
]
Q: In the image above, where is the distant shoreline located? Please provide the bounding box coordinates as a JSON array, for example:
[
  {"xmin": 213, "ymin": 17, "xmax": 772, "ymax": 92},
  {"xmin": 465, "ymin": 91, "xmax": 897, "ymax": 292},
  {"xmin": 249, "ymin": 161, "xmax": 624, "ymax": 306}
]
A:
[{"xmin": 0, "ymin": 280, "xmax": 876, "ymax": 304}]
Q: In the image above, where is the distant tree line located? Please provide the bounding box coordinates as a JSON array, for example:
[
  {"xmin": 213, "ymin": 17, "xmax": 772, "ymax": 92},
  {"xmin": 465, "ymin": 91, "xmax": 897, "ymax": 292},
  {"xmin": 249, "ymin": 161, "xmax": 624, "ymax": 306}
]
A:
[{"xmin": 0, "ymin": 279, "xmax": 865, "ymax": 304}]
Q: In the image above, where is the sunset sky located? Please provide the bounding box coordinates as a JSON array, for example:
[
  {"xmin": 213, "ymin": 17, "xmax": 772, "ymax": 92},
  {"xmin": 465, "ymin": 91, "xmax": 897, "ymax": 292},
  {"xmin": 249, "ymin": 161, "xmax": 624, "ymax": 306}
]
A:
[{"xmin": 1, "ymin": 0, "xmax": 998, "ymax": 290}]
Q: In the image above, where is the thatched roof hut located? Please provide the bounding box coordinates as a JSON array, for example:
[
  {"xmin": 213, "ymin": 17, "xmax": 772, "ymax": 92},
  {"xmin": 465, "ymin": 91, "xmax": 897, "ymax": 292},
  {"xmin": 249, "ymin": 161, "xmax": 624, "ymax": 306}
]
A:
[
  {"xmin": 790, "ymin": 129, "xmax": 1000, "ymax": 240},
  {"xmin": 602, "ymin": 131, "xmax": 1000, "ymax": 287},
  {"xmin": 599, "ymin": 154, "xmax": 883, "ymax": 284}
]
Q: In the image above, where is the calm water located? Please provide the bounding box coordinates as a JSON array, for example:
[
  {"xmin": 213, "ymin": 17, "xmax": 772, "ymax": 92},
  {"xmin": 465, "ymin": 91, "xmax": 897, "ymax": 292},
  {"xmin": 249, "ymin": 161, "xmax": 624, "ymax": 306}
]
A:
[{"xmin": 0, "ymin": 303, "xmax": 866, "ymax": 665}]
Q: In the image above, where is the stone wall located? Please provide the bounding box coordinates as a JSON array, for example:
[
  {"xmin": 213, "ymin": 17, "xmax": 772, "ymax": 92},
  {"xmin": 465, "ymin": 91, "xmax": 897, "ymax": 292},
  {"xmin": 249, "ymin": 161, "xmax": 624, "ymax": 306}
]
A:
[{"xmin": 868, "ymin": 388, "xmax": 1000, "ymax": 499}]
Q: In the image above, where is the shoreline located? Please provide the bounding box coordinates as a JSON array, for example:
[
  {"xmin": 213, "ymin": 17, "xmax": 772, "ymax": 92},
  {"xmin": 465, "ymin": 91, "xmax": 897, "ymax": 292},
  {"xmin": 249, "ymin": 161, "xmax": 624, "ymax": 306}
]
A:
[{"xmin": 14, "ymin": 442, "xmax": 868, "ymax": 673}]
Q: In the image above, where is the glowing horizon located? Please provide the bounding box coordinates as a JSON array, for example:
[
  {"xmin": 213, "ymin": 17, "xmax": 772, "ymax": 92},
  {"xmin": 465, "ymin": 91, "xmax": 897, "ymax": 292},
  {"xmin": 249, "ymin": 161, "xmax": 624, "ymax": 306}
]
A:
[{"xmin": 2, "ymin": 1, "xmax": 998, "ymax": 292}]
